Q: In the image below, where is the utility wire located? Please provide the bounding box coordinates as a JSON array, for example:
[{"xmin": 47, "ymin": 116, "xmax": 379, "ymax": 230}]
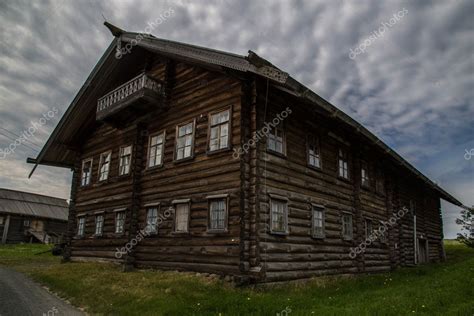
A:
[
  {"xmin": 0, "ymin": 131, "xmax": 39, "ymax": 152},
  {"xmin": 0, "ymin": 126, "xmax": 42, "ymax": 148}
]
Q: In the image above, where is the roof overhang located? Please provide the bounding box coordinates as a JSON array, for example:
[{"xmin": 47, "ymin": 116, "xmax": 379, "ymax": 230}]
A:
[{"xmin": 28, "ymin": 22, "xmax": 463, "ymax": 208}]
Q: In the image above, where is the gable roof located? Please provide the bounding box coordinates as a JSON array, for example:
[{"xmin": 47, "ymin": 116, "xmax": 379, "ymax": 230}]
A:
[
  {"xmin": 0, "ymin": 188, "xmax": 68, "ymax": 221},
  {"xmin": 28, "ymin": 23, "xmax": 463, "ymax": 207}
]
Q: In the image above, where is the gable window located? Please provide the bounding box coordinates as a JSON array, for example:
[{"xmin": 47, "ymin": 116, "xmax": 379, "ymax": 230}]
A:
[
  {"xmin": 338, "ymin": 148, "xmax": 349, "ymax": 179},
  {"xmin": 145, "ymin": 207, "xmax": 158, "ymax": 234},
  {"xmin": 77, "ymin": 216, "xmax": 85, "ymax": 236},
  {"xmin": 174, "ymin": 202, "xmax": 190, "ymax": 233},
  {"xmin": 308, "ymin": 136, "xmax": 321, "ymax": 169},
  {"xmin": 98, "ymin": 151, "xmax": 111, "ymax": 181},
  {"xmin": 81, "ymin": 158, "xmax": 93, "ymax": 186},
  {"xmin": 270, "ymin": 197, "xmax": 288, "ymax": 234},
  {"xmin": 375, "ymin": 168, "xmax": 385, "ymax": 194},
  {"xmin": 361, "ymin": 161, "xmax": 369, "ymax": 187},
  {"xmin": 119, "ymin": 145, "xmax": 132, "ymax": 175},
  {"xmin": 148, "ymin": 132, "xmax": 165, "ymax": 168},
  {"xmin": 365, "ymin": 218, "xmax": 373, "ymax": 238},
  {"xmin": 209, "ymin": 198, "xmax": 227, "ymax": 231},
  {"xmin": 267, "ymin": 125, "xmax": 285, "ymax": 155},
  {"xmin": 115, "ymin": 211, "xmax": 126, "ymax": 234},
  {"xmin": 209, "ymin": 109, "xmax": 230, "ymax": 152},
  {"xmin": 175, "ymin": 121, "xmax": 194, "ymax": 160},
  {"xmin": 312, "ymin": 205, "xmax": 325, "ymax": 238},
  {"xmin": 342, "ymin": 213, "xmax": 353, "ymax": 240},
  {"xmin": 95, "ymin": 214, "xmax": 104, "ymax": 236}
]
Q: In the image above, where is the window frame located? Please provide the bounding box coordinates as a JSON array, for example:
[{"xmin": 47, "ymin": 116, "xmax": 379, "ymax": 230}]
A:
[
  {"xmin": 173, "ymin": 200, "xmax": 191, "ymax": 233},
  {"xmin": 361, "ymin": 161, "xmax": 370, "ymax": 188},
  {"xmin": 266, "ymin": 122, "xmax": 286, "ymax": 157},
  {"xmin": 311, "ymin": 204, "xmax": 325, "ymax": 239},
  {"xmin": 174, "ymin": 120, "xmax": 196, "ymax": 162},
  {"xmin": 114, "ymin": 209, "xmax": 126, "ymax": 234},
  {"xmin": 338, "ymin": 148, "xmax": 350, "ymax": 180},
  {"xmin": 207, "ymin": 195, "xmax": 229, "ymax": 233},
  {"xmin": 341, "ymin": 212, "xmax": 353, "ymax": 241},
  {"xmin": 80, "ymin": 158, "xmax": 93, "ymax": 187},
  {"xmin": 145, "ymin": 206, "xmax": 159, "ymax": 235},
  {"xmin": 375, "ymin": 167, "xmax": 385, "ymax": 195},
  {"xmin": 94, "ymin": 213, "xmax": 104, "ymax": 237},
  {"xmin": 77, "ymin": 216, "xmax": 86, "ymax": 237},
  {"xmin": 365, "ymin": 218, "xmax": 373, "ymax": 239},
  {"xmin": 98, "ymin": 151, "xmax": 112, "ymax": 182},
  {"xmin": 147, "ymin": 130, "xmax": 166, "ymax": 169},
  {"xmin": 118, "ymin": 145, "xmax": 133, "ymax": 176},
  {"xmin": 207, "ymin": 106, "xmax": 232, "ymax": 154},
  {"xmin": 269, "ymin": 195, "xmax": 289, "ymax": 235},
  {"xmin": 307, "ymin": 135, "xmax": 322, "ymax": 170}
]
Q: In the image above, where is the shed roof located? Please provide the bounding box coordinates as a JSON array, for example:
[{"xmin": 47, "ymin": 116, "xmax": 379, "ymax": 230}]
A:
[{"xmin": 0, "ymin": 188, "xmax": 68, "ymax": 221}]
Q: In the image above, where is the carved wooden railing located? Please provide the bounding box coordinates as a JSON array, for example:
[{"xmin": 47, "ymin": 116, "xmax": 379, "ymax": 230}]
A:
[{"xmin": 97, "ymin": 73, "xmax": 163, "ymax": 114}]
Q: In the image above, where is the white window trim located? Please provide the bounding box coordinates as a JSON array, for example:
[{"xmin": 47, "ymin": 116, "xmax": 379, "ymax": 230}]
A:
[
  {"xmin": 119, "ymin": 145, "xmax": 133, "ymax": 176},
  {"xmin": 147, "ymin": 130, "xmax": 166, "ymax": 169},
  {"xmin": 98, "ymin": 151, "xmax": 112, "ymax": 182},
  {"xmin": 174, "ymin": 120, "xmax": 195, "ymax": 161},
  {"xmin": 208, "ymin": 107, "xmax": 231, "ymax": 152}
]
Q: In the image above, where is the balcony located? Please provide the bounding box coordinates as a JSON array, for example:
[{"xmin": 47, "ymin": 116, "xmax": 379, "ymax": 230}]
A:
[{"xmin": 96, "ymin": 73, "xmax": 165, "ymax": 124}]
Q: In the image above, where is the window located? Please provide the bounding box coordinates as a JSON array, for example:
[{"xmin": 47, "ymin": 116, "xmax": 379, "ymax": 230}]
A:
[
  {"xmin": 148, "ymin": 132, "xmax": 165, "ymax": 168},
  {"xmin": 342, "ymin": 213, "xmax": 353, "ymax": 240},
  {"xmin": 378, "ymin": 221, "xmax": 387, "ymax": 243},
  {"xmin": 375, "ymin": 168, "xmax": 385, "ymax": 194},
  {"xmin": 267, "ymin": 125, "xmax": 285, "ymax": 155},
  {"xmin": 77, "ymin": 217, "xmax": 85, "ymax": 236},
  {"xmin": 365, "ymin": 219, "xmax": 373, "ymax": 239},
  {"xmin": 174, "ymin": 203, "xmax": 190, "ymax": 233},
  {"xmin": 270, "ymin": 198, "xmax": 288, "ymax": 234},
  {"xmin": 361, "ymin": 161, "xmax": 369, "ymax": 187},
  {"xmin": 119, "ymin": 145, "xmax": 132, "ymax": 175},
  {"xmin": 145, "ymin": 207, "xmax": 158, "ymax": 234},
  {"xmin": 175, "ymin": 121, "xmax": 194, "ymax": 160},
  {"xmin": 312, "ymin": 205, "xmax": 325, "ymax": 238},
  {"xmin": 338, "ymin": 148, "xmax": 349, "ymax": 179},
  {"xmin": 115, "ymin": 211, "xmax": 125, "ymax": 234},
  {"xmin": 209, "ymin": 109, "xmax": 230, "ymax": 151},
  {"xmin": 209, "ymin": 199, "xmax": 227, "ymax": 231},
  {"xmin": 81, "ymin": 158, "xmax": 93, "ymax": 186},
  {"xmin": 308, "ymin": 136, "xmax": 321, "ymax": 168},
  {"xmin": 95, "ymin": 214, "xmax": 104, "ymax": 236},
  {"xmin": 23, "ymin": 220, "xmax": 30, "ymax": 227},
  {"xmin": 98, "ymin": 151, "xmax": 111, "ymax": 181}
]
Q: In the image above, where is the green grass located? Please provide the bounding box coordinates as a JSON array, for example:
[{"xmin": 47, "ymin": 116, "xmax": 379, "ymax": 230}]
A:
[{"xmin": 0, "ymin": 242, "xmax": 473, "ymax": 315}]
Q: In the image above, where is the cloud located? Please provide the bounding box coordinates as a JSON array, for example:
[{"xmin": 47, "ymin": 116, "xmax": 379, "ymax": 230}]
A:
[{"xmin": 0, "ymin": 0, "xmax": 472, "ymax": 238}]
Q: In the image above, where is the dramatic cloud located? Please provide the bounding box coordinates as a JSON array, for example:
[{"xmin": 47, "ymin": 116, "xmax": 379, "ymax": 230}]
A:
[{"xmin": 0, "ymin": 0, "xmax": 472, "ymax": 238}]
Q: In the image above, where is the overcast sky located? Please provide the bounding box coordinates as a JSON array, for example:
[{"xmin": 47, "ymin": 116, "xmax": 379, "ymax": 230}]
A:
[{"xmin": 0, "ymin": 0, "xmax": 472, "ymax": 238}]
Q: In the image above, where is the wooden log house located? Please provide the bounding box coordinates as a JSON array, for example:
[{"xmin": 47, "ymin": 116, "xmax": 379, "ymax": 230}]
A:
[{"xmin": 27, "ymin": 23, "xmax": 463, "ymax": 283}]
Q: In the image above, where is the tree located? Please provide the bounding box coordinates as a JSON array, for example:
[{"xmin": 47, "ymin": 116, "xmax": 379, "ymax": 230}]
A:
[{"xmin": 456, "ymin": 205, "xmax": 474, "ymax": 248}]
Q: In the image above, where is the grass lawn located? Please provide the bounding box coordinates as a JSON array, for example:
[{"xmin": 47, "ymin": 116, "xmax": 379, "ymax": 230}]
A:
[{"xmin": 0, "ymin": 242, "xmax": 473, "ymax": 315}]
